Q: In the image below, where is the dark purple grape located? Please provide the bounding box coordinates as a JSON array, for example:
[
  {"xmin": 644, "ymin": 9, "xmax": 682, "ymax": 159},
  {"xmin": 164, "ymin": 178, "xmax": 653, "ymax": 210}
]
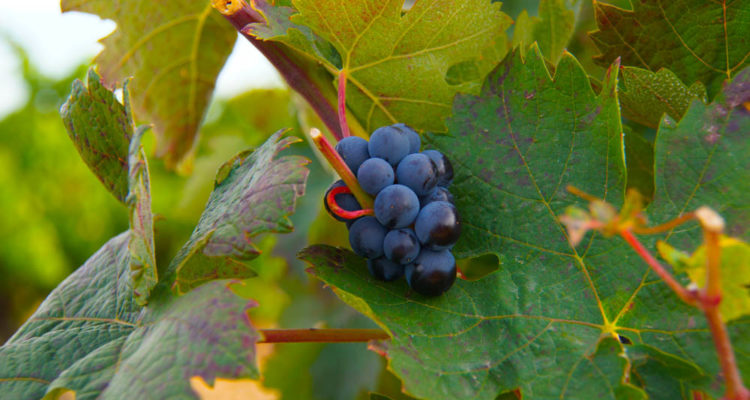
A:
[
  {"xmin": 367, "ymin": 257, "xmax": 405, "ymax": 281},
  {"xmin": 414, "ymin": 201, "xmax": 461, "ymax": 250},
  {"xmin": 368, "ymin": 126, "xmax": 410, "ymax": 166},
  {"xmin": 393, "ymin": 123, "xmax": 420, "ymax": 153},
  {"xmin": 405, "ymin": 249, "xmax": 456, "ymax": 296},
  {"xmin": 357, "ymin": 158, "xmax": 394, "ymax": 195},
  {"xmin": 374, "ymin": 184, "xmax": 420, "ymax": 229},
  {"xmin": 422, "ymin": 150, "xmax": 454, "ymax": 187},
  {"xmin": 335, "ymin": 136, "xmax": 370, "ymax": 174},
  {"xmin": 383, "ymin": 229, "xmax": 420, "ymax": 265},
  {"xmin": 348, "ymin": 216, "xmax": 387, "ymax": 259},
  {"xmin": 396, "ymin": 153, "xmax": 437, "ymax": 196},
  {"xmin": 419, "ymin": 186, "xmax": 454, "ymax": 208},
  {"xmin": 324, "ymin": 180, "xmax": 362, "ymax": 224}
]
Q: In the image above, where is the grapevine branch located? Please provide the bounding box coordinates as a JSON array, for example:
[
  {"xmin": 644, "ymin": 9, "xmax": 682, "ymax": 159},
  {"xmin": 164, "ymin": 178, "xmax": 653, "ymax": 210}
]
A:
[
  {"xmin": 258, "ymin": 328, "xmax": 389, "ymax": 343},
  {"xmin": 338, "ymin": 71, "xmax": 351, "ymax": 138},
  {"xmin": 211, "ymin": 0, "xmax": 344, "ymax": 139},
  {"xmin": 562, "ymin": 188, "xmax": 749, "ymax": 400}
]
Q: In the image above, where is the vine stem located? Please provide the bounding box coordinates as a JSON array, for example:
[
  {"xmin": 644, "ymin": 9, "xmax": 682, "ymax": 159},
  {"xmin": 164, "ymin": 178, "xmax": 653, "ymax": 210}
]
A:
[
  {"xmin": 338, "ymin": 70, "xmax": 351, "ymax": 139},
  {"xmin": 212, "ymin": 0, "xmax": 344, "ymax": 139},
  {"xmin": 631, "ymin": 212, "xmax": 695, "ymax": 235},
  {"xmin": 695, "ymin": 207, "xmax": 749, "ymax": 400},
  {"xmin": 258, "ymin": 329, "xmax": 389, "ymax": 343},
  {"xmin": 619, "ymin": 229, "xmax": 697, "ymax": 305},
  {"xmin": 621, "ymin": 210, "xmax": 749, "ymax": 400},
  {"xmin": 310, "ymin": 128, "xmax": 374, "ymax": 208}
]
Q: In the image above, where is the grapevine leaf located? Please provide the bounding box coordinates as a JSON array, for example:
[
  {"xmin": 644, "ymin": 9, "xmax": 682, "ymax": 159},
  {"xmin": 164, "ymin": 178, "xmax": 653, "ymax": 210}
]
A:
[
  {"xmin": 558, "ymin": 337, "xmax": 646, "ymax": 399},
  {"xmin": 60, "ymin": 68, "xmax": 132, "ymax": 203},
  {"xmin": 623, "ymin": 125, "xmax": 655, "ymax": 201},
  {"xmin": 658, "ymin": 237, "xmax": 750, "ymax": 323},
  {"xmin": 61, "ymin": 0, "xmax": 237, "ymax": 168},
  {"xmin": 0, "ymin": 233, "xmax": 259, "ymax": 400},
  {"xmin": 301, "ymin": 47, "xmax": 749, "ymax": 398},
  {"xmin": 649, "ymin": 66, "xmax": 750, "ymax": 245},
  {"xmin": 627, "ymin": 344, "xmax": 709, "ymax": 400},
  {"xmin": 619, "ymin": 67, "xmax": 708, "ymax": 128},
  {"xmin": 168, "ymin": 130, "xmax": 310, "ymax": 294},
  {"xmin": 247, "ymin": 0, "xmax": 512, "ymax": 133},
  {"xmin": 590, "ymin": 0, "xmax": 750, "ymax": 97},
  {"xmin": 248, "ymin": 1, "xmax": 341, "ymax": 68},
  {"xmin": 512, "ymin": 0, "xmax": 578, "ymax": 65},
  {"xmin": 126, "ymin": 127, "xmax": 157, "ymax": 306}
]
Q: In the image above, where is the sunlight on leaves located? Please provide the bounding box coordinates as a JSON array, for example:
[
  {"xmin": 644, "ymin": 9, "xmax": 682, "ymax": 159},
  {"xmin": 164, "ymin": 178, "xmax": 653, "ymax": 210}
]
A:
[
  {"xmin": 248, "ymin": 0, "xmax": 512, "ymax": 133},
  {"xmin": 62, "ymin": 0, "xmax": 237, "ymax": 168}
]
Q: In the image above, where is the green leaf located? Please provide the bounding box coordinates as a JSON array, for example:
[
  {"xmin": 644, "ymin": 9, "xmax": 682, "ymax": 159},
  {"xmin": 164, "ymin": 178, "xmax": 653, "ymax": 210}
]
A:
[
  {"xmin": 627, "ymin": 344, "xmax": 709, "ymax": 400},
  {"xmin": 60, "ymin": 68, "xmax": 132, "ymax": 203},
  {"xmin": 659, "ymin": 237, "xmax": 750, "ymax": 323},
  {"xmin": 300, "ymin": 47, "xmax": 749, "ymax": 398},
  {"xmin": 649, "ymin": 66, "xmax": 750, "ymax": 244},
  {"xmin": 559, "ymin": 337, "xmax": 646, "ymax": 399},
  {"xmin": 61, "ymin": 0, "xmax": 236, "ymax": 168},
  {"xmin": 126, "ymin": 126, "xmax": 157, "ymax": 305},
  {"xmin": 512, "ymin": 0, "xmax": 578, "ymax": 65},
  {"xmin": 168, "ymin": 130, "xmax": 310, "ymax": 294},
  {"xmin": 623, "ymin": 124, "xmax": 655, "ymax": 201},
  {"xmin": 0, "ymin": 233, "xmax": 259, "ymax": 400},
  {"xmin": 590, "ymin": 0, "xmax": 750, "ymax": 97},
  {"xmin": 619, "ymin": 67, "xmax": 708, "ymax": 128},
  {"xmin": 248, "ymin": 0, "xmax": 512, "ymax": 133}
]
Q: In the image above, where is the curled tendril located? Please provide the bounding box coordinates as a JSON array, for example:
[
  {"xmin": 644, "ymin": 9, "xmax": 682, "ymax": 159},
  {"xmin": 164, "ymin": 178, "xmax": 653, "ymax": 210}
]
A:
[{"xmin": 326, "ymin": 185, "xmax": 374, "ymax": 220}]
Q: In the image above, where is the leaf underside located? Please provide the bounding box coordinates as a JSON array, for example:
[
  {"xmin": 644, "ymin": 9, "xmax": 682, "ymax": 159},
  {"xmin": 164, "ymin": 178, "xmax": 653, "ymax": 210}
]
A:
[
  {"xmin": 0, "ymin": 233, "xmax": 259, "ymax": 400},
  {"xmin": 126, "ymin": 127, "xmax": 157, "ymax": 306},
  {"xmin": 168, "ymin": 130, "xmax": 310, "ymax": 294},
  {"xmin": 618, "ymin": 67, "xmax": 707, "ymax": 128},
  {"xmin": 301, "ymin": 48, "xmax": 750, "ymax": 399},
  {"xmin": 60, "ymin": 68, "xmax": 132, "ymax": 203}
]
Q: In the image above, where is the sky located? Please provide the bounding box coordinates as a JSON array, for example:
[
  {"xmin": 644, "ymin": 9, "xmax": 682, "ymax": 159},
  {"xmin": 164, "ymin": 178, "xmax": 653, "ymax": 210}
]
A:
[{"xmin": 0, "ymin": 0, "xmax": 284, "ymax": 118}]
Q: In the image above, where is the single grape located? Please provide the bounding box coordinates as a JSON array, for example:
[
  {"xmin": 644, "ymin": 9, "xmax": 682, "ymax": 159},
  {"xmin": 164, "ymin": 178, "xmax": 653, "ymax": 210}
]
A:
[
  {"xmin": 419, "ymin": 186, "xmax": 454, "ymax": 208},
  {"xmin": 396, "ymin": 153, "xmax": 437, "ymax": 196},
  {"xmin": 383, "ymin": 229, "xmax": 420, "ymax": 265},
  {"xmin": 357, "ymin": 158, "xmax": 394, "ymax": 195},
  {"xmin": 324, "ymin": 180, "xmax": 362, "ymax": 224},
  {"xmin": 335, "ymin": 136, "xmax": 370, "ymax": 174},
  {"xmin": 368, "ymin": 126, "xmax": 410, "ymax": 166},
  {"xmin": 348, "ymin": 216, "xmax": 387, "ymax": 259},
  {"xmin": 414, "ymin": 201, "xmax": 461, "ymax": 250},
  {"xmin": 374, "ymin": 184, "xmax": 420, "ymax": 229},
  {"xmin": 392, "ymin": 123, "xmax": 420, "ymax": 154},
  {"xmin": 405, "ymin": 249, "xmax": 456, "ymax": 296},
  {"xmin": 422, "ymin": 150, "xmax": 454, "ymax": 187},
  {"xmin": 367, "ymin": 257, "xmax": 405, "ymax": 281}
]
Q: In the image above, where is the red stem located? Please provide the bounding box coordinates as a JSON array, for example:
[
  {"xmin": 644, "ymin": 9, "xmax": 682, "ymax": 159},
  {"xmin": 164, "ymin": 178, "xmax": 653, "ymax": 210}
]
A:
[
  {"xmin": 619, "ymin": 229, "xmax": 697, "ymax": 305},
  {"xmin": 621, "ymin": 228, "xmax": 748, "ymax": 399},
  {"xmin": 704, "ymin": 307, "xmax": 750, "ymax": 400},
  {"xmin": 338, "ymin": 71, "xmax": 351, "ymax": 139},
  {"xmin": 259, "ymin": 328, "xmax": 389, "ymax": 343},
  {"xmin": 326, "ymin": 185, "xmax": 374, "ymax": 219}
]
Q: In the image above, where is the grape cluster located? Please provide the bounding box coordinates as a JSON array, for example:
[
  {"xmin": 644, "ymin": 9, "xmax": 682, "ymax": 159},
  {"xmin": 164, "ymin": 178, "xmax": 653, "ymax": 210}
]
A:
[{"xmin": 324, "ymin": 124, "xmax": 460, "ymax": 297}]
